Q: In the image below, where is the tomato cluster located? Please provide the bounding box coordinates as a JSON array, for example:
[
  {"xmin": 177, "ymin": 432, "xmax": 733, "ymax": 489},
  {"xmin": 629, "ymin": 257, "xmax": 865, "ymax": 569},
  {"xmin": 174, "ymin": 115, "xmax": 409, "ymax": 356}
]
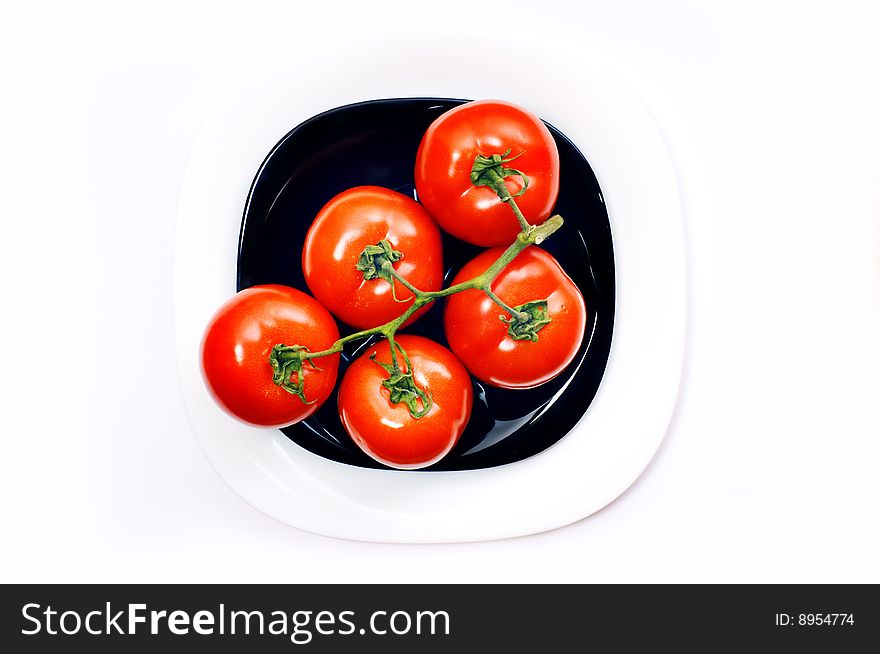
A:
[{"xmin": 200, "ymin": 100, "xmax": 587, "ymax": 470}]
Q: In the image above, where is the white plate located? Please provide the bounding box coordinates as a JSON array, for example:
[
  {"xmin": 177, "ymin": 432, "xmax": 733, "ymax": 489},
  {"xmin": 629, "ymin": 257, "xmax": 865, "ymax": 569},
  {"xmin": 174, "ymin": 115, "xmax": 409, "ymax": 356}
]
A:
[{"xmin": 174, "ymin": 35, "xmax": 685, "ymax": 543}]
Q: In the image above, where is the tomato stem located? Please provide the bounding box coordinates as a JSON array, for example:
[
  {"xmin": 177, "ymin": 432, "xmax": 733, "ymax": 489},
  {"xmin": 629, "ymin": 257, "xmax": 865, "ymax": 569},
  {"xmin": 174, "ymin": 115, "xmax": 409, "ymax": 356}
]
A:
[
  {"xmin": 470, "ymin": 149, "xmax": 532, "ymax": 231},
  {"xmin": 268, "ymin": 344, "xmax": 318, "ymax": 404},
  {"xmin": 506, "ymin": 195, "xmax": 532, "ymax": 233},
  {"xmin": 369, "ymin": 337, "xmax": 433, "ymax": 418},
  {"xmin": 500, "ymin": 299, "xmax": 552, "ymax": 341},
  {"xmin": 485, "ymin": 288, "xmax": 529, "ymax": 322},
  {"xmin": 385, "ymin": 266, "xmax": 423, "ymax": 298}
]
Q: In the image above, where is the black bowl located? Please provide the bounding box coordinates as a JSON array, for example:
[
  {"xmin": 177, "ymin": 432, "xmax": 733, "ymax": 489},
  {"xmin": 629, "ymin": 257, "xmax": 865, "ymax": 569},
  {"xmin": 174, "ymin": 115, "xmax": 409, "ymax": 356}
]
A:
[{"xmin": 237, "ymin": 98, "xmax": 614, "ymax": 471}]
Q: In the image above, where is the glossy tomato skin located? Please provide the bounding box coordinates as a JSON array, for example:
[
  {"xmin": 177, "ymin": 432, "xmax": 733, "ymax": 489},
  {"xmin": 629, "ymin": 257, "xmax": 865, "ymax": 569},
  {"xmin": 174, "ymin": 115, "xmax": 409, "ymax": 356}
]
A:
[
  {"xmin": 200, "ymin": 284, "xmax": 340, "ymax": 428},
  {"xmin": 338, "ymin": 335, "xmax": 473, "ymax": 470},
  {"xmin": 444, "ymin": 247, "xmax": 586, "ymax": 389},
  {"xmin": 302, "ymin": 186, "xmax": 443, "ymax": 330},
  {"xmin": 414, "ymin": 100, "xmax": 560, "ymax": 247}
]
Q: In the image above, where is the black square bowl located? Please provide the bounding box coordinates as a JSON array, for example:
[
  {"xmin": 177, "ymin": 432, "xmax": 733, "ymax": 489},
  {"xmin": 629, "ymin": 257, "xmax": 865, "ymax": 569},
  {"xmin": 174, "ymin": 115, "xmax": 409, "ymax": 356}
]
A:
[{"xmin": 237, "ymin": 98, "xmax": 615, "ymax": 471}]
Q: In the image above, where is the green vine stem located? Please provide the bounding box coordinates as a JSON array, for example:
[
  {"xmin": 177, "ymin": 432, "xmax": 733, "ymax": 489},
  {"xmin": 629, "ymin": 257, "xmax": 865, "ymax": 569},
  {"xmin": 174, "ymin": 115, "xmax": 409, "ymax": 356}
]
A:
[
  {"xmin": 272, "ymin": 213, "xmax": 563, "ymax": 362},
  {"xmin": 269, "ymin": 148, "xmax": 563, "ymax": 417}
]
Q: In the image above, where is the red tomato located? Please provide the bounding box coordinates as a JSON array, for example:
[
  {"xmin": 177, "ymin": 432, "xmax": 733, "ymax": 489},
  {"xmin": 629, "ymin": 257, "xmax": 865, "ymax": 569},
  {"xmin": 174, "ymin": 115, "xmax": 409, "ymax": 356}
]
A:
[
  {"xmin": 444, "ymin": 247, "xmax": 586, "ymax": 389},
  {"xmin": 338, "ymin": 335, "xmax": 473, "ymax": 469},
  {"xmin": 200, "ymin": 284, "xmax": 340, "ymax": 428},
  {"xmin": 302, "ymin": 186, "xmax": 443, "ymax": 330},
  {"xmin": 414, "ymin": 100, "xmax": 560, "ymax": 247}
]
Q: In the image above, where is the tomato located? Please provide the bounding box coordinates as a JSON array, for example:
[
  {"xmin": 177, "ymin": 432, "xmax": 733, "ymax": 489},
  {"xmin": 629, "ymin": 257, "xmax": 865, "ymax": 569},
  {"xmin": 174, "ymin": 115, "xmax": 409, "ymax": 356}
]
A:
[
  {"xmin": 444, "ymin": 247, "xmax": 586, "ymax": 389},
  {"xmin": 302, "ymin": 186, "xmax": 443, "ymax": 330},
  {"xmin": 200, "ymin": 284, "xmax": 340, "ymax": 428},
  {"xmin": 338, "ymin": 335, "xmax": 473, "ymax": 469},
  {"xmin": 414, "ymin": 100, "xmax": 560, "ymax": 247}
]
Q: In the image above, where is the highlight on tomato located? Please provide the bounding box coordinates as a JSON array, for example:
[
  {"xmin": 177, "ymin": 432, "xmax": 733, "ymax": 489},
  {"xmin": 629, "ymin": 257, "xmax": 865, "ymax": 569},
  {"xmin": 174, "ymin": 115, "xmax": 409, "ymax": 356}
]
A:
[
  {"xmin": 337, "ymin": 335, "xmax": 473, "ymax": 470},
  {"xmin": 414, "ymin": 99, "xmax": 560, "ymax": 247},
  {"xmin": 200, "ymin": 284, "xmax": 340, "ymax": 428},
  {"xmin": 444, "ymin": 246, "xmax": 586, "ymax": 389},
  {"xmin": 302, "ymin": 186, "xmax": 443, "ymax": 330}
]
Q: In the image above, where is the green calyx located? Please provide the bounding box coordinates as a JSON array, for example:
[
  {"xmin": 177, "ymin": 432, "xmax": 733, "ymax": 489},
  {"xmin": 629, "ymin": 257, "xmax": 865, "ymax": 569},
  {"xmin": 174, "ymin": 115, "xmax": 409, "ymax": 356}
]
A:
[
  {"xmin": 269, "ymin": 344, "xmax": 317, "ymax": 404},
  {"xmin": 501, "ymin": 299, "xmax": 552, "ymax": 342},
  {"xmin": 370, "ymin": 343, "xmax": 433, "ymax": 419},
  {"xmin": 356, "ymin": 240, "xmax": 410, "ymax": 302},
  {"xmin": 356, "ymin": 240, "xmax": 403, "ymax": 282},
  {"xmin": 470, "ymin": 148, "xmax": 529, "ymax": 202}
]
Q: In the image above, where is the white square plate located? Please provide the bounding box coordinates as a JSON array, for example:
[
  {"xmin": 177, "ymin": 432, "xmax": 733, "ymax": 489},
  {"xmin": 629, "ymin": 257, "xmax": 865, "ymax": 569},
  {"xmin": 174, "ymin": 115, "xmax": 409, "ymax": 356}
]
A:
[{"xmin": 174, "ymin": 35, "xmax": 685, "ymax": 542}]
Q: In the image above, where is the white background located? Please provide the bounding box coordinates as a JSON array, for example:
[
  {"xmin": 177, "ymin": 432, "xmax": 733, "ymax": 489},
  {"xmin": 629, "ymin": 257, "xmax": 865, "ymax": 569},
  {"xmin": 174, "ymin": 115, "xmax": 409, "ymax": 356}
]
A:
[{"xmin": 1, "ymin": 0, "xmax": 878, "ymax": 582}]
